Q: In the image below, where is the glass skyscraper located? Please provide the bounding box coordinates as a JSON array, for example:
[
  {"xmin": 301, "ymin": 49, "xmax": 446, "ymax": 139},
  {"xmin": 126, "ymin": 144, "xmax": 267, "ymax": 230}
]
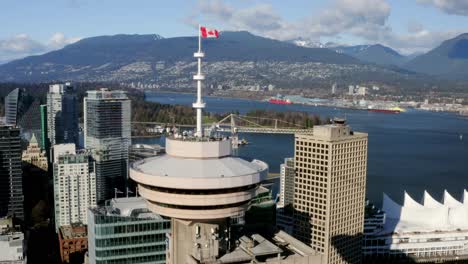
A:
[
  {"xmin": 84, "ymin": 89, "xmax": 131, "ymax": 203},
  {"xmin": 4, "ymin": 88, "xmax": 21, "ymax": 126},
  {"xmin": 4, "ymin": 88, "xmax": 41, "ymax": 142},
  {"xmin": 0, "ymin": 126, "xmax": 24, "ymax": 220},
  {"xmin": 87, "ymin": 197, "xmax": 169, "ymax": 264},
  {"xmin": 47, "ymin": 83, "xmax": 79, "ymax": 146}
]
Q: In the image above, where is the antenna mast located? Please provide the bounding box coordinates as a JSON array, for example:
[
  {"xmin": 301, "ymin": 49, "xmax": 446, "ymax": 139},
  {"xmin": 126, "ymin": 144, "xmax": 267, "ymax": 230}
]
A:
[{"xmin": 193, "ymin": 24, "xmax": 206, "ymax": 138}]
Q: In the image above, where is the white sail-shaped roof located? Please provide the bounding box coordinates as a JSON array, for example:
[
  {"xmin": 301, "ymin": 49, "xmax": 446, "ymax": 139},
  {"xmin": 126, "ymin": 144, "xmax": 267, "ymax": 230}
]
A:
[
  {"xmin": 383, "ymin": 191, "xmax": 468, "ymax": 233},
  {"xmin": 464, "ymin": 190, "xmax": 468, "ymax": 205},
  {"xmin": 444, "ymin": 190, "xmax": 463, "ymax": 207},
  {"xmin": 382, "ymin": 193, "xmax": 402, "ymax": 219},
  {"xmin": 403, "ymin": 192, "xmax": 424, "ymax": 208},
  {"xmin": 422, "ymin": 191, "xmax": 443, "ymax": 208}
]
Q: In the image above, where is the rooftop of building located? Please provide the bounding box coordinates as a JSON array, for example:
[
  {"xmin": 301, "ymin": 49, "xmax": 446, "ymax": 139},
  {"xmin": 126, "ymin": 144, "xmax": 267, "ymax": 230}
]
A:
[
  {"xmin": 49, "ymin": 83, "xmax": 74, "ymax": 94},
  {"xmin": 0, "ymin": 217, "xmax": 22, "ymax": 236},
  {"xmin": 132, "ymin": 155, "xmax": 267, "ymax": 179},
  {"xmin": 59, "ymin": 224, "xmax": 87, "ymax": 240},
  {"xmin": 56, "ymin": 151, "xmax": 91, "ymax": 164},
  {"xmin": 219, "ymin": 231, "xmax": 322, "ymax": 263},
  {"xmin": 85, "ymin": 88, "xmax": 128, "ymax": 100},
  {"xmin": 167, "ymin": 134, "xmax": 231, "ymax": 142},
  {"xmin": 130, "ymin": 144, "xmax": 164, "ymax": 151},
  {"xmin": 296, "ymin": 119, "xmax": 368, "ymax": 141},
  {"xmin": 90, "ymin": 197, "xmax": 165, "ymax": 220}
]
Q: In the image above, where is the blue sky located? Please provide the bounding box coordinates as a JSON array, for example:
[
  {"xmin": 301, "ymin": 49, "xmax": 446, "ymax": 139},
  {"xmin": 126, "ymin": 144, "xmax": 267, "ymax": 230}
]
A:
[{"xmin": 1, "ymin": 0, "xmax": 468, "ymax": 62}]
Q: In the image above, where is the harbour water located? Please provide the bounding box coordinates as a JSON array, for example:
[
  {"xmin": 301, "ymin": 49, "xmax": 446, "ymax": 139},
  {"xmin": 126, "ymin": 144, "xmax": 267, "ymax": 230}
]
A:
[{"xmin": 136, "ymin": 92, "xmax": 468, "ymax": 206}]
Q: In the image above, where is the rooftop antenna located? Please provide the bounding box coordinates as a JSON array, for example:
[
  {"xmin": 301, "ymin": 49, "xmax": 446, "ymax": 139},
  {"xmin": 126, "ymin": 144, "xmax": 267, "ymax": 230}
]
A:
[
  {"xmin": 126, "ymin": 187, "xmax": 133, "ymax": 198},
  {"xmin": 114, "ymin": 188, "xmax": 123, "ymax": 199},
  {"xmin": 193, "ymin": 24, "xmax": 206, "ymax": 138}
]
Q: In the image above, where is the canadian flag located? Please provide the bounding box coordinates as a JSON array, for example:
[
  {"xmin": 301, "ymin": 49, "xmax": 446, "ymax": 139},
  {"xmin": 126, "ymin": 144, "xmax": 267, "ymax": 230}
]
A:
[{"xmin": 200, "ymin": 26, "xmax": 219, "ymax": 38}]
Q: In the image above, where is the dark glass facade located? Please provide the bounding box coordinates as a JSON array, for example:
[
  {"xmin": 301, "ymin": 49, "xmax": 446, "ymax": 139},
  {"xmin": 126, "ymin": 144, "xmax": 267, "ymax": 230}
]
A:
[
  {"xmin": 0, "ymin": 126, "xmax": 23, "ymax": 220},
  {"xmin": 4, "ymin": 88, "xmax": 21, "ymax": 126},
  {"xmin": 47, "ymin": 84, "xmax": 79, "ymax": 146}
]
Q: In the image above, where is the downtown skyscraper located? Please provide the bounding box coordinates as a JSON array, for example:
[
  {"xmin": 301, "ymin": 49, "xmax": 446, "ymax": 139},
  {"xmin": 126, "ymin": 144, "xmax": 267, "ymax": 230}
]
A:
[
  {"xmin": 4, "ymin": 88, "xmax": 22, "ymax": 126},
  {"xmin": 84, "ymin": 89, "xmax": 131, "ymax": 203},
  {"xmin": 47, "ymin": 83, "xmax": 79, "ymax": 146},
  {"xmin": 293, "ymin": 119, "xmax": 368, "ymax": 264},
  {"xmin": 0, "ymin": 126, "xmax": 24, "ymax": 220}
]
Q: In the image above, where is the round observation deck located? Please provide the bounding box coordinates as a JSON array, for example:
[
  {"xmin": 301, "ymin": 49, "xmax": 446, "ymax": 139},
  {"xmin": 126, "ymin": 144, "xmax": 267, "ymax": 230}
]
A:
[{"xmin": 130, "ymin": 137, "xmax": 268, "ymax": 220}]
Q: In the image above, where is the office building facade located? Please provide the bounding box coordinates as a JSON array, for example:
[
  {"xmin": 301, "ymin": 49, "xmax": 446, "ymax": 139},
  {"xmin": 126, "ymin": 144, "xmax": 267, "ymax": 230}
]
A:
[
  {"xmin": 293, "ymin": 120, "xmax": 368, "ymax": 264},
  {"xmin": 47, "ymin": 83, "xmax": 79, "ymax": 146},
  {"xmin": 0, "ymin": 126, "xmax": 24, "ymax": 220},
  {"xmin": 84, "ymin": 89, "xmax": 131, "ymax": 203},
  {"xmin": 87, "ymin": 197, "xmax": 170, "ymax": 264},
  {"xmin": 53, "ymin": 144, "xmax": 96, "ymax": 231}
]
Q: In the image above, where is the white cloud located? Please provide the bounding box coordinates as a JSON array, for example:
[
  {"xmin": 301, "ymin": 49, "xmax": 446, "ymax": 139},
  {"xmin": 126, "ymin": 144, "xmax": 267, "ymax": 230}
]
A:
[
  {"xmin": 188, "ymin": 0, "xmax": 467, "ymax": 54},
  {"xmin": 190, "ymin": 0, "xmax": 391, "ymax": 41},
  {"xmin": 48, "ymin": 32, "xmax": 81, "ymax": 49},
  {"xmin": 0, "ymin": 32, "xmax": 80, "ymax": 63},
  {"xmin": 381, "ymin": 28, "xmax": 465, "ymax": 54},
  {"xmin": 0, "ymin": 34, "xmax": 45, "ymax": 53},
  {"xmin": 417, "ymin": 0, "xmax": 468, "ymax": 16}
]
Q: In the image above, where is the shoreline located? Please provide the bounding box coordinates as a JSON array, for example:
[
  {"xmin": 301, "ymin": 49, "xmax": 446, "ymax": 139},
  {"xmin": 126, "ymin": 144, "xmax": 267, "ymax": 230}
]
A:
[{"xmin": 144, "ymin": 90, "xmax": 468, "ymax": 116}]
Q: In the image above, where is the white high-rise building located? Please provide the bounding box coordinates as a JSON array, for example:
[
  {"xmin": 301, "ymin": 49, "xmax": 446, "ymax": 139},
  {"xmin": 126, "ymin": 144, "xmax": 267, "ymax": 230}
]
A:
[
  {"xmin": 53, "ymin": 144, "xmax": 96, "ymax": 232},
  {"xmin": 356, "ymin": 86, "xmax": 367, "ymax": 96},
  {"xmin": 277, "ymin": 157, "xmax": 295, "ymax": 235},
  {"xmin": 348, "ymin": 85, "xmax": 355, "ymax": 95},
  {"xmin": 278, "ymin": 157, "xmax": 295, "ymax": 208}
]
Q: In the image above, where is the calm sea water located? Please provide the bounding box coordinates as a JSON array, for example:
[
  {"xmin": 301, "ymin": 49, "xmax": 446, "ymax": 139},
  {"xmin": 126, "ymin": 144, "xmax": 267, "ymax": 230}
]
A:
[{"xmin": 136, "ymin": 92, "xmax": 468, "ymax": 206}]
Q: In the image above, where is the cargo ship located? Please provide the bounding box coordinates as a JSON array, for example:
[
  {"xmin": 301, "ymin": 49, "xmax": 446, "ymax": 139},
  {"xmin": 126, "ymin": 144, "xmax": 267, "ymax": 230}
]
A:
[
  {"xmin": 367, "ymin": 106, "xmax": 405, "ymax": 114},
  {"xmin": 268, "ymin": 98, "xmax": 292, "ymax": 105}
]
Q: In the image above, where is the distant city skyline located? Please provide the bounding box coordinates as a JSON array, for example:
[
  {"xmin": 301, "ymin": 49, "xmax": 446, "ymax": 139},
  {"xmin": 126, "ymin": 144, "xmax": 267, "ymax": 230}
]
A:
[{"xmin": 0, "ymin": 0, "xmax": 468, "ymax": 63}]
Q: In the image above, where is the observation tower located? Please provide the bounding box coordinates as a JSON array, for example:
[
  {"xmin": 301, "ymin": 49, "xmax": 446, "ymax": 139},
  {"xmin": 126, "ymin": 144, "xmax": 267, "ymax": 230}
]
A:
[{"xmin": 129, "ymin": 27, "xmax": 268, "ymax": 263}]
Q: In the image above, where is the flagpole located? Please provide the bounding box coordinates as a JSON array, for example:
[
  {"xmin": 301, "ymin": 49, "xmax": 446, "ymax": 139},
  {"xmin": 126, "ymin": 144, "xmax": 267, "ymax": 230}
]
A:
[{"xmin": 198, "ymin": 24, "xmax": 201, "ymax": 53}]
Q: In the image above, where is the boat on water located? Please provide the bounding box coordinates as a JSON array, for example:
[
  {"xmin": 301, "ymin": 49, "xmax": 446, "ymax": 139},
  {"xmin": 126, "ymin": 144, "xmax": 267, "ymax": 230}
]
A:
[
  {"xmin": 269, "ymin": 98, "xmax": 292, "ymax": 105},
  {"xmin": 368, "ymin": 106, "xmax": 405, "ymax": 114},
  {"xmin": 238, "ymin": 138, "xmax": 249, "ymax": 146},
  {"xmin": 368, "ymin": 109, "xmax": 401, "ymax": 114}
]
